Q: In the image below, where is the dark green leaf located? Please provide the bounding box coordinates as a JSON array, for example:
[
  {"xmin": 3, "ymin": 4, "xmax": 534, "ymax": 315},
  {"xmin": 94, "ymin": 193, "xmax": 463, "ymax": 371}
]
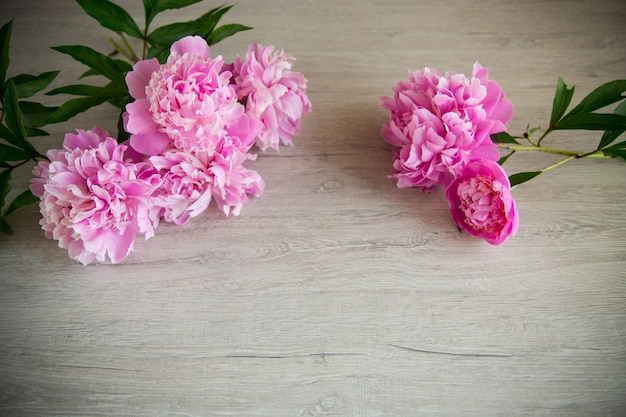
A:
[
  {"xmin": 0, "ymin": 143, "xmax": 33, "ymax": 160},
  {"xmin": 509, "ymin": 171, "xmax": 542, "ymax": 187},
  {"xmin": 10, "ymin": 71, "xmax": 59, "ymax": 98},
  {"xmin": 562, "ymin": 79, "xmax": 626, "ymax": 120},
  {"xmin": 598, "ymin": 100, "xmax": 626, "ymax": 149},
  {"xmin": 602, "ymin": 147, "xmax": 626, "ymax": 162},
  {"xmin": 0, "ymin": 20, "xmax": 13, "ymax": 93},
  {"xmin": 5, "ymin": 189, "xmax": 39, "ymax": 215},
  {"xmin": 0, "ymin": 168, "xmax": 11, "ymax": 210},
  {"xmin": 498, "ymin": 151, "xmax": 515, "ymax": 165},
  {"xmin": 19, "ymin": 101, "xmax": 59, "ymax": 128},
  {"xmin": 490, "ymin": 131, "xmax": 519, "ymax": 144},
  {"xmin": 206, "ymin": 24, "xmax": 252, "ymax": 45},
  {"xmin": 51, "ymin": 45, "xmax": 127, "ymax": 86},
  {"xmin": 47, "ymin": 83, "xmax": 125, "ymax": 97},
  {"xmin": 25, "ymin": 127, "xmax": 50, "ymax": 137},
  {"xmin": 147, "ymin": 21, "xmax": 209, "ymax": 47},
  {"xmin": 80, "ymin": 58, "xmax": 132, "ymax": 79},
  {"xmin": 45, "ymin": 95, "xmax": 111, "ymax": 124},
  {"xmin": 0, "ymin": 123, "xmax": 19, "ymax": 146},
  {"xmin": 144, "ymin": 0, "xmax": 205, "ymax": 27},
  {"xmin": 4, "ymin": 80, "xmax": 27, "ymax": 142},
  {"xmin": 76, "ymin": 0, "xmax": 143, "ymax": 39},
  {"xmin": 549, "ymin": 76, "xmax": 575, "ymax": 127},
  {"xmin": 0, "ymin": 216, "xmax": 11, "ymax": 235},
  {"xmin": 554, "ymin": 112, "xmax": 626, "ymax": 131}
]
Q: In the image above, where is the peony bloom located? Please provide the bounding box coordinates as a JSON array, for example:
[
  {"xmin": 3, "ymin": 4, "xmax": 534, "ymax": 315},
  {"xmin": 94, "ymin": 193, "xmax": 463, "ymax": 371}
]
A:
[
  {"xmin": 445, "ymin": 158, "xmax": 519, "ymax": 245},
  {"xmin": 149, "ymin": 139, "xmax": 264, "ymax": 225},
  {"xmin": 30, "ymin": 127, "xmax": 161, "ymax": 264},
  {"xmin": 381, "ymin": 62, "xmax": 513, "ymax": 191},
  {"xmin": 125, "ymin": 36, "xmax": 260, "ymax": 156},
  {"xmin": 232, "ymin": 43, "xmax": 311, "ymax": 151}
]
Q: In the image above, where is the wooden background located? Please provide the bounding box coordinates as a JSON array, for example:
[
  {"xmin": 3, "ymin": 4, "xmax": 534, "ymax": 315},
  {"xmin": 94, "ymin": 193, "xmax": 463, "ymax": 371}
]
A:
[{"xmin": 1, "ymin": 0, "xmax": 625, "ymax": 416}]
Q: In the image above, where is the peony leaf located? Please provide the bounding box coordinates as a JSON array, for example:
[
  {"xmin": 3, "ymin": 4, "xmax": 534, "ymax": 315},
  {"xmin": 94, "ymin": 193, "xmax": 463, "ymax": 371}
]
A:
[
  {"xmin": 10, "ymin": 71, "xmax": 59, "ymax": 99},
  {"xmin": 598, "ymin": 100, "xmax": 626, "ymax": 149},
  {"xmin": 76, "ymin": 0, "xmax": 143, "ymax": 39},
  {"xmin": 0, "ymin": 20, "xmax": 12, "ymax": 94},
  {"xmin": 498, "ymin": 151, "xmax": 515, "ymax": 166},
  {"xmin": 0, "ymin": 143, "xmax": 32, "ymax": 161},
  {"xmin": 490, "ymin": 131, "xmax": 519, "ymax": 144},
  {"xmin": 549, "ymin": 76, "xmax": 575, "ymax": 128},
  {"xmin": 25, "ymin": 127, "xmax": 49, "ymax": 137},
  {"xmin": 4, "ymin": 80, "xmax": 28, "ymax": 144},
  {"xmin": 561, "ymin": 79, "xmax": 626, "ymax": 120},
  {"xmin": 5, "ymin": 189, "xmax": 39, "ymax": 216},
  {"xmin": 206, "ymin": 24, "xmax": 253, "ymax": 45},
  {"xmin": 45, "ymin": 95, "xmax": 111, "ymax": 124},
  {"xmin": 0, "ymin": 216, "xmax": 10, "ymax": 235},
  {"xmin": 554, "ymin": 112, "xmax": 626, "ymax": 131},
  {"xmin": 51, "ymin": 45, "xmax": 127, "ymax": 86},
  {"xmin": 19, "ymin": 101, "xmax": 59, "ymax": 129},
  {"xmin": 144, "ymin": 0, "xmax": 205, "ymax": 27},
  {"xmin": 509, "ymin": 171, "xmax": 542, "ymax": 187},
  {"xmin": 602, "ymin": 146, "xmax": 626, "ymax": 162},
  {"xmin": 146, "ymin": 21, "xmax": 209, "ymax": 47},
  {"xmin": 0, "ymin": 168, "xmax": 10, "ymax": 210}
]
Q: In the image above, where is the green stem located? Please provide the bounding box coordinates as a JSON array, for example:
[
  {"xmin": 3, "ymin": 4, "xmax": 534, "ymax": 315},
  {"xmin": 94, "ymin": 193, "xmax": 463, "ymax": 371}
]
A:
[
  {"xmin": 119, "ymin": 33, "xmax": 139, "ymax": 63},
  {"xmin": 497, "ymin": 143, "xmax": 609, "ymax": 159},
  {"xmin": 540, "ymin": 155, "xmax": 575, "ymax": 173}
]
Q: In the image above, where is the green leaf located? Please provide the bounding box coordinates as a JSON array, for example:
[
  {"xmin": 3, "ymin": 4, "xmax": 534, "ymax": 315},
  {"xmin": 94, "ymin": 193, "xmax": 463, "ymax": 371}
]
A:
[
  {"xmin": 47, "ymin": 83, "xmax": 125, "ymax": 97},
  {"xmin": 19, "ymin": 101, "xmax": 59, "ymax": 128},
  {"xmin": 25, "ymin": 127, "xmax": 50, "ymax": 137},
  {"xmin": 0, "ymin": 168, "xmax": 11, "ymax": 210},
  {"xmin": 4, "ymin": 80, "xmax": 27, "ymax": 142},
  {"xmin": 603, "ymin": 147, "xmax": 626, "ymax": 162},
  {"xmin": 0, "ymin": 20, "xmax": 13, "ymax": 93},
  {"xmin": 51, "ymin": 45, "xmax": 127, "ymax": 86},
  {"xmin": 76, "ymin": 0, "xmax": 143, "ymax": 39},
  {"xmin": 490, "ymin": 131, "xmax": 519, "ymax": 144},
  {"xmin": 5, "ymin": 189, "xmax": 39, "ymax": 216},
  {"xmin": 206, "ymin": 23, "xmax": 252, "ymax": 45},
  {"xmin": 554, "ymin": 112, "xmax": 626, "ymax": 131},
  {"xmin": 509, "ymin": 171, "xmax": 542, "ymax": 187},
  {"xmin": 146, "ymin": 21, "xmax": 210, "ymax": 47},
  {"xmin": 562, "ymin": 79, "xmax": 626, "ymax": 120},
  {"xmin": 498, "ymin": 151, "xmax": 515, "ymax": 166},
  {"xmin": 10, "ymin": 71, "xmax": 59, "ymax": 98},
  {"xmin": 0, "ymin": 143, "xmax": 33, "ymax": 160},
  {"xmin": 0, "ymin": 216, "xmax": 11, "ymax": 235},
  {"xmin": 45, "ymin": 95, "xmax": 111, "ymax": 124},
  {"xmin": 549, "ymin": 76, "xmax": 575, "ymax": 127},
  {"xmin": 144, "ymin": 0, "xmax": 205, "ymax": 27},
  {"xmin": 598, "ymin": 100, "xmax": 626, "ymax": 149}
]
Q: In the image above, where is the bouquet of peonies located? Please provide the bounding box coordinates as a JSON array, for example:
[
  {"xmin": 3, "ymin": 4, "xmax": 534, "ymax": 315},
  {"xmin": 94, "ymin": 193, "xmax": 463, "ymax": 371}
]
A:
[
  {"xmin": 0, "ymin": 1, "xmax": 310, "ymax": 264},
  {"xmin": 381, "ymin": 63, "xmax": 626, "ymax": 244}
]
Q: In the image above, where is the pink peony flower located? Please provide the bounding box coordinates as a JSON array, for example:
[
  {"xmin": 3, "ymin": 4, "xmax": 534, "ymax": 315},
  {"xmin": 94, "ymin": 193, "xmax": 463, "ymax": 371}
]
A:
[
  {"xmin": 445, "ymin": 158, "xmax": 519, "ymax": 245},
  {"xmin": 232, "ymin": 43, "xmax": 311, "ymax": 151},
  {"xmin": 381, "ymin": 62, "xmax": 513, "ymax": 191},
  {"xmin": 30, "ymin": 127, "xmax": 161, "ymax": 264},
  {"xmin": 149, "ymin": 139, "xmax": 264, "ymax": 224},
  {"xmin": 125, "ymin": 36, "xmax": 261, "ymax": 156}
]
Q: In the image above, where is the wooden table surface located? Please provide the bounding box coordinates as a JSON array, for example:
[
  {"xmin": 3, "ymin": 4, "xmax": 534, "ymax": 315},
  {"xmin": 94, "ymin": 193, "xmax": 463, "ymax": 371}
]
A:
[{"xmin": 1, "ymin": 0, "xmax": 625, "ymax": 416}]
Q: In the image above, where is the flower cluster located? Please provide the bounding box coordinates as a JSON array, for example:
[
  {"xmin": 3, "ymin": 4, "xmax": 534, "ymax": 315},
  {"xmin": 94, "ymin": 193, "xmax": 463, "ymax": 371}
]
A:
[
  {"xmin": 381, "ymin": 63, "xmax": 519, "ymax": 244},
  {"xmin": 30, "ymin": 36, "xmax": 310, "ymax": 264}
]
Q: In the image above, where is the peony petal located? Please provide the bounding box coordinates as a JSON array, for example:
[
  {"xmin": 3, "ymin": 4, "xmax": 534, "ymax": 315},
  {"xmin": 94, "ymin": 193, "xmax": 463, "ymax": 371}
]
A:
[
  {"xmin": 126, "ymin": 58, "xmax": 160, "ymax": 99},
  {"xmin": 171, "ymin": 35, "xmax": 211, "ymax": 59}
]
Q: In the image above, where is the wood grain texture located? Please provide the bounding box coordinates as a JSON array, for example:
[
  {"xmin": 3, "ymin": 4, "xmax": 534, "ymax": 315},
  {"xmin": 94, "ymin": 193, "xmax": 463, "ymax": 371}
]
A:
[{"xmin": 1, "ymin": 0, "xmax": 625, "ymax": 416}]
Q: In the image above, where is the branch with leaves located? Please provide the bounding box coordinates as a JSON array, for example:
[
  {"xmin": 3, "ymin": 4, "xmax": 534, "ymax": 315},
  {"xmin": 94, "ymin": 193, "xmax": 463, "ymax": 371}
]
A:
[
  {"xmin": 492, "ymin": 78, "xmax": 626, "ymax": 188},
  {"xmin": 0, "ymin": 0, "xmax": 253, "ymax": 235}
]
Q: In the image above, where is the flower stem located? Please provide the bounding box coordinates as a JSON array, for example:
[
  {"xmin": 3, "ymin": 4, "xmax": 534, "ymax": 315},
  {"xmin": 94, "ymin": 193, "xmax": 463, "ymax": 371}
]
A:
[{"xmin": 497, "ymin": 143, "xmax": 609, "ymax": 159}]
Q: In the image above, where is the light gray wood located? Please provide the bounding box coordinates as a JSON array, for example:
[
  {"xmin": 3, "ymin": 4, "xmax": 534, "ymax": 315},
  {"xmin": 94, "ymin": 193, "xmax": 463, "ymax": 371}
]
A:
[{"xmin": 1, "ymin": 0, "xmax": 625, "ymax": 416}]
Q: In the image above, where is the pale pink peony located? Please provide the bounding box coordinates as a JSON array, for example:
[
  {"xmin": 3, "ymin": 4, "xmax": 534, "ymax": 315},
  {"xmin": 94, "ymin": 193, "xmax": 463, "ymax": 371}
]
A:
[
  {"xmin": 149, "ymin": 139, "xmax": 264, "ymax": 224},
  {"xmin": 30, "ymin": 127, "xmax": 161, "ymax": 264},
  {"xmin": 232, "ymin": 43, "xmax": 311, "ymax": 151},
  {"xmin": 445, "ymin": 158, "xmax": 519, "ymax": 245},
  {"xmin": 381, "ymin": 62, "xmax": 513, "ymax": 191},
  {"xmin": 125, "ymin": 36, "xmax": 260, "ymax": 156}
]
